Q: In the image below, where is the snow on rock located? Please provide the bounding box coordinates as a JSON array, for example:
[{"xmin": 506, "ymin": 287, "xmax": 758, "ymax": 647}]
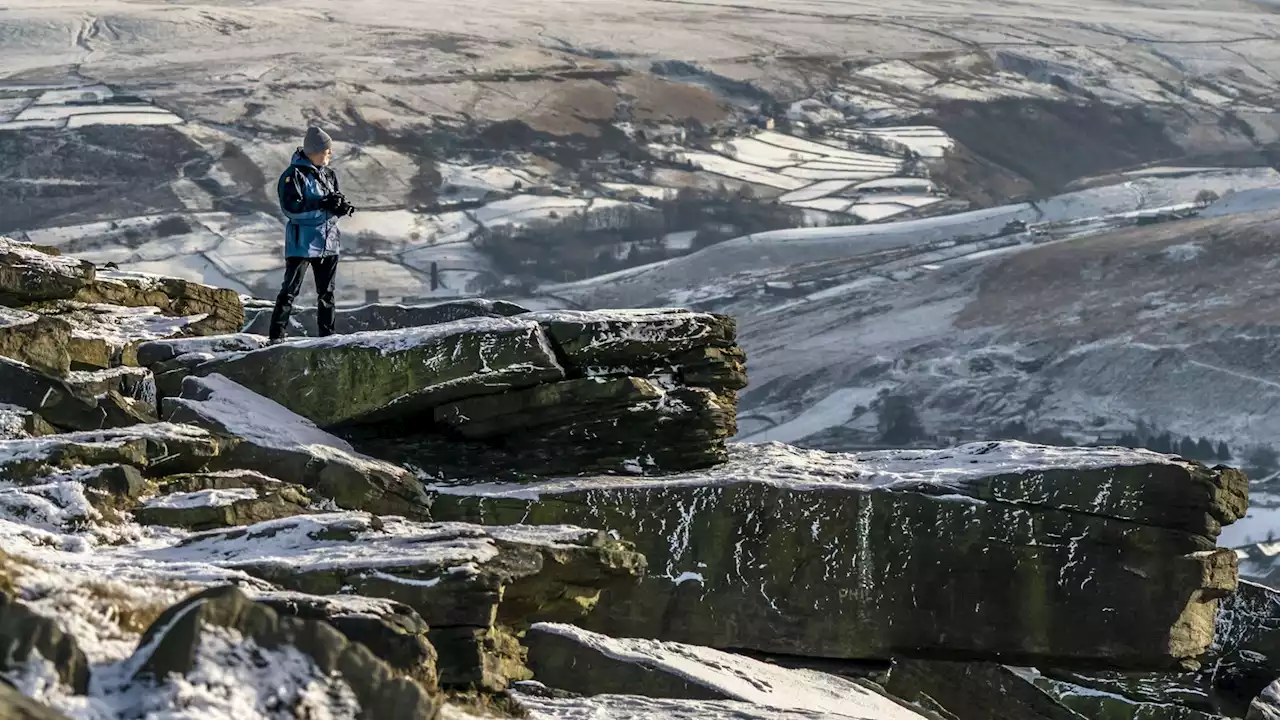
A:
[
  {"xmin": 525, "ymin": 623, "xmax": 925, "ymax": 717},
  {"xmin": 141, "ymin": 488, "xmax": 260, "ymax": 511},
  {"xmin": 166, "ymin": 373, "xmax": 357, "ymax": 455},
  {"xmin": 515, "ymin": 692, "xmax": 910, "ymax": 720},
  {"xmin": 432, "ymin": 440, "xmax": 1184, "ymax": 498},
  {"xmin": 142, "ymin": 513, "xmax": 505, "ymax": 576}
]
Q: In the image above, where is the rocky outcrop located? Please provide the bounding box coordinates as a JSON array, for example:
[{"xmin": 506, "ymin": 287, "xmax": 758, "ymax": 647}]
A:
[
  {"xmin": 0, "ymin": 424, "xmax": 221, "ymax": 483},
  {"xmin": 141, "ymin": 309, "xmax": 746, "ymax": 475},
  {"xmin": 0, "ymin": 405, "xmax": 57, "ymax": 440},
  {"xmin": 427, "ymin": 441, "xmax": 1245, "ymax": 670},
  {"xmin": 131, "ymin": 585, "xmax": 440, "ymax": 720},
  {"xmin": 241, "ymin": 298, "xmax": 531, "ymax": 337},
  {"xmin": 1026, "ymin": 669, "xmax": 1223, "ymax": 720},
  {"xmin": 135, "ymin": 334, "xmax": 267, "ymax": 367}
]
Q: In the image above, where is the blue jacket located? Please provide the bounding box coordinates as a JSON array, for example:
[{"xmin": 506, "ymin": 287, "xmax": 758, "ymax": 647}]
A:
[{"xmin": 277, "ymin": 149, "xmax": 341, "ymax": 258}]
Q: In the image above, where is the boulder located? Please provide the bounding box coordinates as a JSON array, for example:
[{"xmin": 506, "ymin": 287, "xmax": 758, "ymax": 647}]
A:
[
  {"xmin": 426, "ymin": 441, "xmax": 1245, "ymax": 669},
  {"xmin": 0, "ymin": 591, "xmax": 89, "ymax": 694},
  {"xmin": 0, "ymin": 237, "xmax": 94, "ymax": 306},
  {"xmin": 142, "ymin": 514, "xmax": 644, "ymax": 690},
  {"xmin": 242, "ymin": 298, "xmax": 531, "ymax": 337},
  {"xmin": 71, "ymin": 271, "xmax": 244, "ymax": 336},
  {"xmin": 0, "ymin": 357, "xmax": 148, "ymax": 432},
  {"xmin": 0, "ymin": 682, "xmax": 71, "ymax": 720},
  {"xmin": 523, "ymin": 622, "xmax": 927, "ymax": 717},
  {"xmin": 0, "ymin": 309, "xmax": 70, "ymax": 376},
  {"xmin": 0, "ymin": 424, "xmax": 222, "ymax": 483},
  {"xmin": 129, "ymin": 585, "xmax": 440, "ymax": 720},
  {"xmin": 178, "ymin": 317, "xmax": 565, "ymax": 427},
  {"xmin": 256, "ymin": 591, "xmax": 439, "ymax": 691},
  {"xmin": 161, "ymin": 374, "xmax": 432, "ymax": 517}
]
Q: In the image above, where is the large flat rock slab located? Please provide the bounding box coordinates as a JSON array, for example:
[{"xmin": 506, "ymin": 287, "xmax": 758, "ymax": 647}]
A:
[
  {"xmin": 177, "ymin": 317, "xmax": 566, "ymax": 427},
  {"xmin": 427, "ymin": 441, "xmax": 1246, "ymax": 669},
  {"xmin": 524, "ymin": 622, "xmax": 927, "ymax": 718}
]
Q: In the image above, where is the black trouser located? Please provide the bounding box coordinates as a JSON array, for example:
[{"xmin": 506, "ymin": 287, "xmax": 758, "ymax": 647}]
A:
[{"xmin": 268, "ymin": 255, "xmax": 339, "ymax": 340}]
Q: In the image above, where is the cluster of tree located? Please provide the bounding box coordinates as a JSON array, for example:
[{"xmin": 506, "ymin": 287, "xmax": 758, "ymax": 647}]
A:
[{"xmin": 1113, "ymin": 431, "xmax": 1230, "ymax": 462}]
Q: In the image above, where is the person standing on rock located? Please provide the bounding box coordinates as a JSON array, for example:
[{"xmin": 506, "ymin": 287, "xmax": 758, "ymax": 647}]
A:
[{"xmin": 268, "ymin": 125, "xmax": 356, "ymax": 342}]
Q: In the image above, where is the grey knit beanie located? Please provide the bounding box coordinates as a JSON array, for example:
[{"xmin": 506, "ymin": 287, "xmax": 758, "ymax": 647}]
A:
[{"xmin": 303, "ymin": 126, "xmax": 332, "ymax": 155}]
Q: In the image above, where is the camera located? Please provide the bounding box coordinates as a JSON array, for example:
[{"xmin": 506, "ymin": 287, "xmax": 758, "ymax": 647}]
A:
[{"xmin": 323, "ymin": 192, "xmax": 357, "ymax": 217}]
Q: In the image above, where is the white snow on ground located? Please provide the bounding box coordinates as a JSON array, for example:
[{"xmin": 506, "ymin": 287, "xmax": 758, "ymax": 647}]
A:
[
  {"xmin": 529, "ymin": 623, "xmax": 923, "ymax": 718},
  {"xmin": 741, "ymin": 388, "xmax": 881, "ymax": 443},
  {"xmin": 430, "ymin": 441, "xmax": 1181, "ymax": 500},
  {"xmin": 12, "ymin": 625, "xmax": 362, "ymax": 720},
  {"xmin": 850, "ymin": 203, "xmax": 918, "ymax": 222},
  {"xmin": 0, "ymin": 99, "xmax": 182, "ymax": 131},
  {"xmin": 656, "ymin": 148, "xmax": 808, "ymax": 190},
  {"xmin": 855, "ymin": 177, "xmax": 935, "ymax": 192},
  {"xmin": 779, "ymin": 180, "xmax": 857, "ymax": 204},
  {"xmin": 1201, "ymin": 187, "xmax": 1280, "ymax": 217}
]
